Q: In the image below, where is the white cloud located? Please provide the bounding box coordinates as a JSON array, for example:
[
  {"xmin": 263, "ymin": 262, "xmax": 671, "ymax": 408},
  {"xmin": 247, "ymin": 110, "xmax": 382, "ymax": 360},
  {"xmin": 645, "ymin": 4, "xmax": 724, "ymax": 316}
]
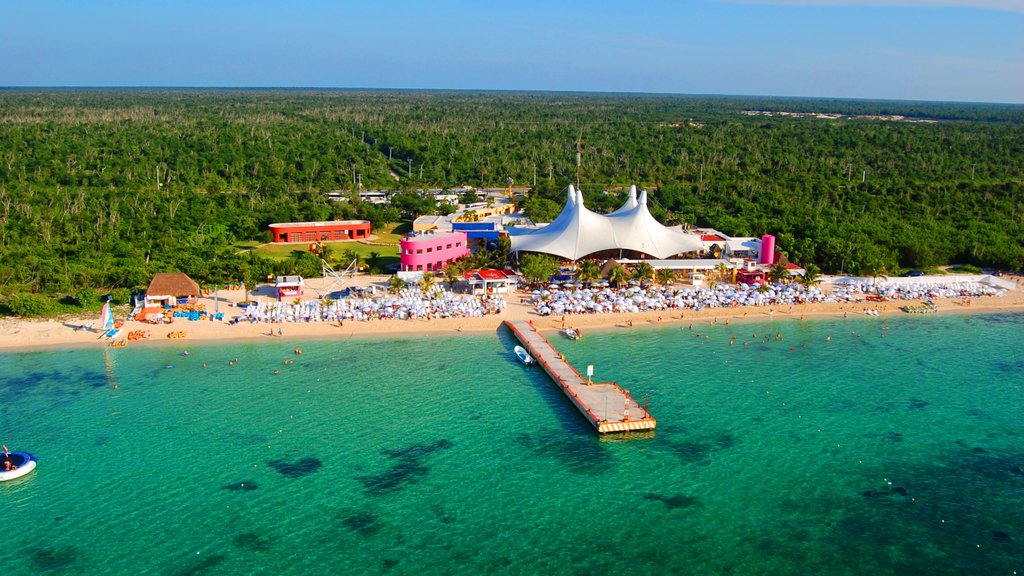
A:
[{"xmin": 717, "ymin": 0, "xmax": 1024, "ymax": 13}]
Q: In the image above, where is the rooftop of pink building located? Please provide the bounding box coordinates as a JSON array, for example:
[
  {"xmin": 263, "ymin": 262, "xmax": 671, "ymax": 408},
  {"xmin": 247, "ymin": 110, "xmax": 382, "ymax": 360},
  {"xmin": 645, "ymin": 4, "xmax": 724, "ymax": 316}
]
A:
[{"xmin": 401, "ymin": 231, "xmax": 466, "ymax": 243}]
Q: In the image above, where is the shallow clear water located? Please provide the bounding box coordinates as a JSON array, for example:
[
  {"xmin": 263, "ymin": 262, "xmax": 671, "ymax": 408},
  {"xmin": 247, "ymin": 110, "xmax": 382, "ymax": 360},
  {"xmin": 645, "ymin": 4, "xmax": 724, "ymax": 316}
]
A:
[{"xmin": 1, "ymin": 314, "xmax": 1022, "ymax": 575}]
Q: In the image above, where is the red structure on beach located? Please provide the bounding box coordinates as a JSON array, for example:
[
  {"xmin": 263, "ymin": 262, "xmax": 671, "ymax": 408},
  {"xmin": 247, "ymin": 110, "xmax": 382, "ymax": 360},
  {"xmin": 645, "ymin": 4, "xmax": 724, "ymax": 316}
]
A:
[
  {"xmin": 736, "ymin": 269, "xmax": 766, "ymax": 285},
  {"xmin": 269, "ymin": 221, "xmax": 371, "ymax": 243}
]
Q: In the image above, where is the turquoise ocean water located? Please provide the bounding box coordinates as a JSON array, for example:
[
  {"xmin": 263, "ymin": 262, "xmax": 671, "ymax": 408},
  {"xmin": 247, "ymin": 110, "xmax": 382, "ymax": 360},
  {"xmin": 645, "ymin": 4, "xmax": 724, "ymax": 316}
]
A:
[{"xmin": 1, "ymin": 313, "xmax": 1022, "ymax": 575}]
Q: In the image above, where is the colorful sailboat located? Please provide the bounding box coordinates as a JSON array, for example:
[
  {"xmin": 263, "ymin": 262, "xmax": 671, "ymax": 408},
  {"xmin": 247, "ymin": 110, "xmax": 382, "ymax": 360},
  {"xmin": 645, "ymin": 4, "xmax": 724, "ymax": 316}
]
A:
[{"xmin": 100, "ymin": 299, "xmax": 120, "ymax": 339}]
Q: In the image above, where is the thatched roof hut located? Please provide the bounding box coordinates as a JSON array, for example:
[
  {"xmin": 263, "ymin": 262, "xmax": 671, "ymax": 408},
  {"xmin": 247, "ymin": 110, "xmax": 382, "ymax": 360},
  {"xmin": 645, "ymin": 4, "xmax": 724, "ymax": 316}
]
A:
[{"xmin": 145, "ymin": 272, "xmax": 201, "ymax": 307}]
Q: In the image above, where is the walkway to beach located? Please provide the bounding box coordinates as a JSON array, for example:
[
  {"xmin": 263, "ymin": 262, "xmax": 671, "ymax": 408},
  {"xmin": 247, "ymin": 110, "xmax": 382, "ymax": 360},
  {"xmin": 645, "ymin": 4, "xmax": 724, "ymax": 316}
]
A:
[{"xmin": 504, "ymin": 319, "xmax": 655, "ymax": 434}]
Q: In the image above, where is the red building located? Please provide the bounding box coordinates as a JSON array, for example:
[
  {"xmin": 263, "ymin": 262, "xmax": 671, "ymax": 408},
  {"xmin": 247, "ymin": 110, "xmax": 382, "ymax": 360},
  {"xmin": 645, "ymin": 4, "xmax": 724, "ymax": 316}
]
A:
[
  {"xmin": 736, "ymin": 269, "xmax": 766, "ymax": 285},
  {"xmin": 269, "ymin": 220, "xmax": 371, "ymax": 243}
]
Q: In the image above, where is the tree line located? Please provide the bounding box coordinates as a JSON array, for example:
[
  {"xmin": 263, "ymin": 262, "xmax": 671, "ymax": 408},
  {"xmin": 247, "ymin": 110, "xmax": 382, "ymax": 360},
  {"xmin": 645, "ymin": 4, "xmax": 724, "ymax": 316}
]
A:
[{"xmin": 0, "ymin": 89, "xmax": 1021, "ymax": 313}]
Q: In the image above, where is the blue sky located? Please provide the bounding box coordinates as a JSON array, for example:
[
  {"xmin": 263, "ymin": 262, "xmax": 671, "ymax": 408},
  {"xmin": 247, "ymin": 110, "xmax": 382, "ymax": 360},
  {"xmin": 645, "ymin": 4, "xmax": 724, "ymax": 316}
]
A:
[{"xmin": 2, "ymin": 0, "xmax": 1021, "ymax": 103}]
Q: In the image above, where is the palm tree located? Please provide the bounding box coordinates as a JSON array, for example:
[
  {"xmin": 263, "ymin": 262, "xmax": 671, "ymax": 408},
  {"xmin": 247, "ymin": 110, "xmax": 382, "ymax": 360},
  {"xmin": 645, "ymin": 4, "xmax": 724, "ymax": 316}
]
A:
[
  {"xmin": 799, "ymin": 263, "xmax": 822, "ymax": 288},
  {"xmin": 341, "ymin": 249, "xmax": 363, "ymax": 273},
  {"xmin": 443, "ymin": 258, "xmax": 464, "ymax": 287},
  {"xmin": 608, "ymin": 265, "xmax": 631, "ymax": 288},
  {"xmin": 656, "ymin": 268, "xmax": 677, "ymax": 286},
  {"xmin": 488, "ymin": 236, "xmax": 512, "ymax": 269},
  {"xmin": 420, "ymin": 271, "xmax": 436, "ymax": 295},
  {"xmin": 769, "ymin": 261, "xmax": 790, "ymax": 285},
  {"xmin": 387, "ymin": 275, "xmax": 406, "ymax": 293},
  {"xmin": 367, "ymin": 251, "xmax": 381, "ymax": 274},
  {"xmin": 715, "ymin": 262, "xmax": 731, "ymax": 284},
  {"xmin": 577, "ymin": 260, "xmax": 602, "ymax": 287},
  {"xmin": 633, "ymin": 261, "xmax": 655, "ymax": 284}
]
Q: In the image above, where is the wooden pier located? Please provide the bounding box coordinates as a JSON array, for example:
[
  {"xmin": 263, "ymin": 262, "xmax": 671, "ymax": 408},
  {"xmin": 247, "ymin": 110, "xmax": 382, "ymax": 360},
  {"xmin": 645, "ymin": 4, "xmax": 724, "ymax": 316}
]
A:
[{"xmin": 504, "ymin": 319, "xmax": 656, "ymax": 434}]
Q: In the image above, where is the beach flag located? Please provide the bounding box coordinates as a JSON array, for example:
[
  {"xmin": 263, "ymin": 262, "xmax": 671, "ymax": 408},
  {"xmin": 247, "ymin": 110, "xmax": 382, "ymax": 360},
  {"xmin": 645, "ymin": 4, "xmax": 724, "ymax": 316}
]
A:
[{"xmin": 99, "ymin": 300, "xmax": 115, "ymax": 331}]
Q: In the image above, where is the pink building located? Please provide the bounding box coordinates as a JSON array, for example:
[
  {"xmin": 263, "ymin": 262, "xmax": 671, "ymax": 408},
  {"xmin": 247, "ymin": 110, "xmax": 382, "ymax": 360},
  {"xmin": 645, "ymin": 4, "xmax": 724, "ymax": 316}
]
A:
[{"xmin": 400, "ymin": 231, "xmax": 469, "ymax": 272}]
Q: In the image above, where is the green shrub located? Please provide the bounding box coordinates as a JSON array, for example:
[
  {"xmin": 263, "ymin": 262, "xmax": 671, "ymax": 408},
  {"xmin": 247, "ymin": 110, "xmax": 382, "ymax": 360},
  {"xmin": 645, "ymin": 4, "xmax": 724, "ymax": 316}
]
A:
[
  {"xmin": 111, "ymin": 288, "xmax": 133, "ymax": 305},
  {"xmin": 6, "ymin": 293, "xmax": 59, "ymax": 317},
  {"xmin": 74, "ymin": 287, "xmax": 98, "ymax": 307}
]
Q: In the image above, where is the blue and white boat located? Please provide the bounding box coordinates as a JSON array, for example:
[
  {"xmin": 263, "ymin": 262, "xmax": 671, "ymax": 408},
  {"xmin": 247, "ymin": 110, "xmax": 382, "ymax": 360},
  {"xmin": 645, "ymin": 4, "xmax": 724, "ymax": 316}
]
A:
[
  {"xmin": 514, "ymin": 345, "xmax": 534, "ymax": 365},
  {"xmin": 1, "ymin": 451, "xmax": 36, "ymax": 482}
]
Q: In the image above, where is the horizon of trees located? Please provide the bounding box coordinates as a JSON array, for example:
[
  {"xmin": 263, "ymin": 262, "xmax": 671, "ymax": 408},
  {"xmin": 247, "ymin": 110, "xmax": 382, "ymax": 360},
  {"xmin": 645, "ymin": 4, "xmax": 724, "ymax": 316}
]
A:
[{"xmin": 0, "ymin": 89, "xmax": 1021, "ymax": 313}]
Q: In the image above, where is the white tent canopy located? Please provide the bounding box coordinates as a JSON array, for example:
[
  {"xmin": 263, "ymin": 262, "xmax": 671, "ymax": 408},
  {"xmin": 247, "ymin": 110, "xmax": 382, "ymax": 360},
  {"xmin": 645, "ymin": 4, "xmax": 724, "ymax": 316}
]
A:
[{"xmin": 509, "ymin": 185, "xmax": 703, "ymax": 260}]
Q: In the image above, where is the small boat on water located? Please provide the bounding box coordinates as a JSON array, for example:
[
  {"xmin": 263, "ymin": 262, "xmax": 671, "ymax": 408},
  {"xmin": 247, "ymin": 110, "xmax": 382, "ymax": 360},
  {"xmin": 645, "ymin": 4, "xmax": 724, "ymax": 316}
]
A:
[
  {"xmin": 1, "ymin": 451, "xmax": 36, "ymax": 482},
  {"xmin": 514, "ymin": 345, "xmax": 534, "ymax": 365},
  {"xmin": 563, "ymin": 328, "xmax": 581, "ymax": 340}
]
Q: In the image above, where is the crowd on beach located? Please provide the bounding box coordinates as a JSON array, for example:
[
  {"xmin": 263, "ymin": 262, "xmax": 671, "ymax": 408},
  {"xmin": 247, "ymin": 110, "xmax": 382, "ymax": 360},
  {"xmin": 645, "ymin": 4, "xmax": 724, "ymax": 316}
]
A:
[
  {"xmin": 234, "ymin": 287, "xmax": 506, "ymax": 324},
  {"xmin": 531, "ymin": 280, "xmax": 1007, "ymax": 316}
]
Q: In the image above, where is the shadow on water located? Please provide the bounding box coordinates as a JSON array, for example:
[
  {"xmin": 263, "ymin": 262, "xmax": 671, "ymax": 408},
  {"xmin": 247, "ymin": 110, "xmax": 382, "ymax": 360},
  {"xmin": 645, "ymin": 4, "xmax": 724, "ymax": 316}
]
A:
[
  {"xmin": 341, "ymin": 511, "xmax": 382, "ymax": 536},
  {"xmin": 232, "ymin": 531, "xmax": 272, "ymax": 552},
  {"xmin": 222, "ymin": 480, "xmax": 258, "ymax": 491},
  {"xmin": 30, "ymin": 546, "xmax": 78, "ymax": 571},
  {"xmin": 652, "ymin": 430, "xmax": 739, "ymax": 466},
  {"xmin": 0, "ymin": 369, "xmax": 107, "ymax": 404},
  {"xmin": 994, "ymin": 358, "xmax": 1024, "ymax": 373},
  {"xmin": 513, "ymin": 430, "xmax": 613, "ymax": 473},
  {"xmin": 357, "ymin": 439, "xmax": 453, "ymax": 495},
  {"xmin": 172, "ymin": 553, "xmax": 227, "ymax": 576},
  {"xmin": 777, "ymin": 445, "xmax": 1024, "ymax": 575},
  {"xmin": 267, "ymin": 457, "xmax": 322, "ymax": 478},
  {"xmin": 643, "ymin": 493, "xmax": 701, "ymax": 510}
]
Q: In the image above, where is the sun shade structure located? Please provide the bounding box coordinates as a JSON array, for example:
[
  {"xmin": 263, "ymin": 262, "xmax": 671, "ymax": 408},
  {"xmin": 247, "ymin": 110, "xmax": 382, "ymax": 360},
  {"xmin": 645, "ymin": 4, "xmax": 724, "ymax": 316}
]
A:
[
  {"xmin": 145, "ymin": 272, "xmax": 202, "ymax": 307},
  {"xmin": 509, "ymin": 185, "xmax": 703, "ymax": 260}
]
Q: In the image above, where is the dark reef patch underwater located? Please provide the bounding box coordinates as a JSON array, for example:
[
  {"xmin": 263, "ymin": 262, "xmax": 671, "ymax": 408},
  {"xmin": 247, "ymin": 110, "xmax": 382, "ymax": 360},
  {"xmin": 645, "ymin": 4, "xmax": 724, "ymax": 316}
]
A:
[{"xmin": 267, "ymin": 457, "xmax": 322, "ymax": 478}]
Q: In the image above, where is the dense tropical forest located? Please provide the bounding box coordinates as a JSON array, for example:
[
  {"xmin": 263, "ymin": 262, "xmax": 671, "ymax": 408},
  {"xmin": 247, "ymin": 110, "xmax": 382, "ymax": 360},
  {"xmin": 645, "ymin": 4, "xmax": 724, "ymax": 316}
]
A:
[{"xmin": 0, "ymin": 89, "xmax": 1021, "ymax": 314}]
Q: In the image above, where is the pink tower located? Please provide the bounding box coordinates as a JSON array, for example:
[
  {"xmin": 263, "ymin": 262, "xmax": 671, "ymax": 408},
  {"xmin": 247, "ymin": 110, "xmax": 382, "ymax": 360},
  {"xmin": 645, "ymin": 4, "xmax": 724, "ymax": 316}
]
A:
[{"xmin": 760, "ymin": 234, "xmax": 776, "ymax": 265}]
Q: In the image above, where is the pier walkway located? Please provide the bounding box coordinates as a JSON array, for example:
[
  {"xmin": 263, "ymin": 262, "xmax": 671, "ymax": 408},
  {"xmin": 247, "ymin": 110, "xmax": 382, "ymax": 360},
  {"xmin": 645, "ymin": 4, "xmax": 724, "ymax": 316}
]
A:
[{"xmin": 504, "ymin": 319, "xmax": 656, "ymax": 434}]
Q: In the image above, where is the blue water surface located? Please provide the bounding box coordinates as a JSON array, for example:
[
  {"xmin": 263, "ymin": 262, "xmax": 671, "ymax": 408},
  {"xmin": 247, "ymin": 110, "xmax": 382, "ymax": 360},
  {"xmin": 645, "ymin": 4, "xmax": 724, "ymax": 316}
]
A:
[{"xmin": 1, "ymin": 313, "xmax": 1022, "ymax": 575}]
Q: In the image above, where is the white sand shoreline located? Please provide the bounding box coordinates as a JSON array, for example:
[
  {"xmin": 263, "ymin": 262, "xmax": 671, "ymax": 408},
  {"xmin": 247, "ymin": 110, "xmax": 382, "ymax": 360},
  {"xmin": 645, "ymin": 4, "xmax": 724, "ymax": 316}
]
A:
[{"xmin": 1, "ymin": 273, "xmax": 1021, "ymax": 353}]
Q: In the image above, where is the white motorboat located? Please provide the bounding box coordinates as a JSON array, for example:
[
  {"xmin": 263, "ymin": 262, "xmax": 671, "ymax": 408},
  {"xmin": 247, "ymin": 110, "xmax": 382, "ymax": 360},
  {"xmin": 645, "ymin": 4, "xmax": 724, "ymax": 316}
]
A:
[{"xmin": 514, "ymin": 345, "xmax": 534, "ymax": 365}]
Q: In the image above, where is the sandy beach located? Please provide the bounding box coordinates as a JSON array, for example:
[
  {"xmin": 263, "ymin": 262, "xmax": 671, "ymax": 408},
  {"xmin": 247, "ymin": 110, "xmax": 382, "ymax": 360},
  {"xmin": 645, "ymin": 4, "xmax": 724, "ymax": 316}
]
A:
[{"xmin": 1, "ymin": 274, "xmax": 1022, "ymax": 352}]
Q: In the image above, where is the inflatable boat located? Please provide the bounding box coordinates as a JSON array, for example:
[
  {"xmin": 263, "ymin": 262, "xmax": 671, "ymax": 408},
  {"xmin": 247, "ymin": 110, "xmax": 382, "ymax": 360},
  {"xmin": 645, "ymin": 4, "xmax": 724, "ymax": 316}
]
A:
[{"xmin": 1, "ymin": 452, "xmax": 36, "ymax": 482}]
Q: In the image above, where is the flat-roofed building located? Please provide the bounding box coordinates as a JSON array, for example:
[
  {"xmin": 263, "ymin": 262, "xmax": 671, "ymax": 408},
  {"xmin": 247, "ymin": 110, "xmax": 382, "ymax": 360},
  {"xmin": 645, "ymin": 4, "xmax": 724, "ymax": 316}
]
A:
[
  {"xmin": 399, "ymin": 231, "xmax": 469, "ymax": 272},
  {"xmin": 275, "ymin": 276, "xmax": 304, "ymax": 300},
  {"xmin": 268, "ymin": 220, "xmax": 371, "ymax": 243}
]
